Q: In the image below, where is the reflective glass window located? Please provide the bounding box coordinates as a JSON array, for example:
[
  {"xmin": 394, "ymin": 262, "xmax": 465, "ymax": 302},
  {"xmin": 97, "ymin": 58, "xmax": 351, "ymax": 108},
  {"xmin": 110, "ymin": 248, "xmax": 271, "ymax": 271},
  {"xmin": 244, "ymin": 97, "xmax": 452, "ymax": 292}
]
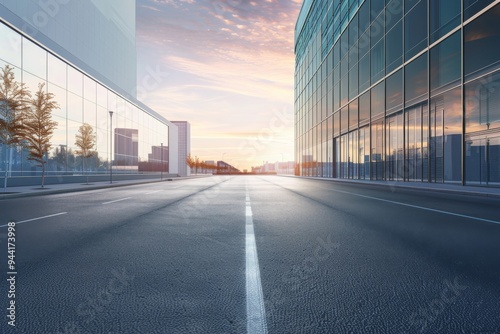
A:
[
  {"xmin": 341, "ymin": 30, "xmax": 349, "ymax": 59},
  {"xmin": 386, "ymin": 69, "xmax": 403, "ymax": 114},
  {"xmin": 108, "ymin": 91, "xmax": 117, "ymax": 112},
  {"xmin": 465, "ymin": 70, "xmax": 500, "ymax": 132},
  {"xmin": 67, "ymin": 92, "xmax": 83, "ymax": 122},
  {"xmin": 341, "ymin": 56, "xmax": 348, "ymax": 79},
  {"xmin": 97, "ymin": 84, "xmax": 107, "ymax": 108},
  {"xmin": 334, "ymin": 41, "xmax": 340, "ymax": 66},
  {"xmin": 349, "ymin": 64, "xmax": 358, "ymax": 99},
  {"xmin": 67, "ymin": 120, "xmax": 83, "ymax": 169},
  {"xmin": 349, "ymin": 41, "xmax": 358, "ymax": 69},
  {"xmin": 333, "ymin": 82, "xmax": 340, "ymax": 110},
  {"xmin": 97, "ymin": 106, "xmax": 108, "ymax": 131},
  {"xmin": 359, "ymin": 91, "xmax": 370, "ymax": 124},
  {"xmin": 430, "ymin": 88, "xmax": 462, "ymax": 182},
  {"xmin": 405, "ymin": 0, "xmax": 427, "ymax": 60},
  {"xmin": 464, "ymin": 4, "xmax": 500, "ymax": 78},
  {"xmin": 349, "ymin": 99, "xmax": 359, "ymax": 130},
  {"xmin": 341, "ymin": 73, "xmax": 349, "ymax": 107},
  {"xmin": 429, "ymin": 0, "xmax": 460, "ymax": 43},
  {"xmin": 358, "ymin": 31, "xmax": 370, "ymax": 58},
  {"xmin": 359, "ymin": 0, "xmax": 370, "ymax": 34},
  {"xmin": 371, "ymin": 81, "xmax": 385, "ymax": 120},
  {"xmin": 464, "ymin": 0, "xmax": 494, "ymax": 20},
  {"xmin": 22, "ymin": 71, "xmax": 44, "ymax": 93},
  {"xmin": 404, "ymin": 0, "xmax": 420, "ymax": 14},
  {"xmin": 22, "ymin": 38, "xmax": 46, "ymax": 79},
  {"xmin": 48, "ymin": 54, "xmax": 66, "ymax": 89},
  {"xmin": 84, "ymin": 76, "xmax": 97, "ymax": 102},
  {"xmin": 50, "ymin": 115, "xmax": 67, "ymax": 151},
  {"xmin": 386, "ymin": 20, "xmax": 403, "ymax": 74},
  {"xmin": 370, "ymin": 13, "xmax": 384, "ymax": 47},
  {"xmin": 430, "ymin": 31, "xmax": 461, "ymax": 93},
  {"xmin": 371, "ymin": 0, "xmax": 384, "ymax": 22},
  {"xmin": 349, "ymin": 13, "xmax": 358, "ymax": 48},
  {"xmin": 48, "ymin": 83, "xmax": 67, "ymax": 119},
  {"xmin": 359, "ymin": 54, "xmax": 370, "ymax": 92},
  {"xmin": 385, "ymin": 0, "xmax": 403, "ymax": 32},
  {"xmin": 371, "ymin": 119, "xmax": 385, "ymax": 180},
  {"xmin": 0, "ymin": 22, "xmax": 21, "ymax": 67},
  {"xmin": 341, "ymin": 106, "xmax": 349, "ymax": 134},
  {"xmin": 67, "ymin": 66, "xmax": 83, "ymax": 95},
  {"xmin": 84, "ymin": 100, "xmax": 97, "ymax": 128},
  {"xmin": 49, "ymin": 116, "xmax": 68, "ymax": 174},
  {"xmin": 405, "ymin": 53, "xmax": 428, "ymax": 104},
  {"xmin": 96, "ymin": 127, "xmax": 109, "ymax": 163},
  {"xmin": 371, "ymin": 39, "xmax": 385, "ymax": 83}
]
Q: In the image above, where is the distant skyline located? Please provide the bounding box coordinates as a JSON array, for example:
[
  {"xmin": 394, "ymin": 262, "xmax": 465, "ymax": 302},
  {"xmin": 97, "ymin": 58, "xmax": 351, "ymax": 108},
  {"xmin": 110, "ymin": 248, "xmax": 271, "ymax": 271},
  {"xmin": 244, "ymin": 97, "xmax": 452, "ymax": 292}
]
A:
[{"xmin": 135, "ymin": 0, "xmax": 301, "ymax": 171}]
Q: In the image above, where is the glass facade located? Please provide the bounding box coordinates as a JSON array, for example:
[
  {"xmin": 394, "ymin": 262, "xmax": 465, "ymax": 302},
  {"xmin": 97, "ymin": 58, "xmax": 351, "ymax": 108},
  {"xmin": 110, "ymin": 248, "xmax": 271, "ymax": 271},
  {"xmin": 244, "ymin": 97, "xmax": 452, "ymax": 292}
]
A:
[
  {"xmin": 295, "ymin": 0, "xmax": 500, "ymax": 186},
  {"xmin": 0, "ymin": 21, "xmax": 170, "ymax": 177}
]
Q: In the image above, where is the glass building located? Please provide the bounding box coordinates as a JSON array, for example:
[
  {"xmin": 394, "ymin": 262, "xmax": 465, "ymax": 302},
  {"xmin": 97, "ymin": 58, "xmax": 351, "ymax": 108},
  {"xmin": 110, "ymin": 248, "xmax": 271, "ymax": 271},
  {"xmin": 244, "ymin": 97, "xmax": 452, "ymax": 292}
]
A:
[
  {"xmin": 0, "ymin": 1, "xmax": 178, "ymax": 180},
  {"xmin": 294, "ymin": 0, "xmax": 500, "ymax": 186}
]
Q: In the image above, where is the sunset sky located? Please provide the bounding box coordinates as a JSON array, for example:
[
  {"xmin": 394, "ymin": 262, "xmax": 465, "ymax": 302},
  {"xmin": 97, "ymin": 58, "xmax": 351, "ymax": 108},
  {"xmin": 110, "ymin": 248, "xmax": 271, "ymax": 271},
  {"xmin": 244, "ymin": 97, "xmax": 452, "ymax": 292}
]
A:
[{"xmin": 135, "ymin": 0, "xmax": 302, "ymax": 171}]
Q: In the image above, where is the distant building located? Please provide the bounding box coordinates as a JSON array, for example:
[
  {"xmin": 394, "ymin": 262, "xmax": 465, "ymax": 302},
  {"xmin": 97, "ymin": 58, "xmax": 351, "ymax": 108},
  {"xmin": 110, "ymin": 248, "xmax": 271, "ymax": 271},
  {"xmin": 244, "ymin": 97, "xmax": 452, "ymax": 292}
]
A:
[
  {"xmin": 252, "ymin": 161, "xmax": 295, "ymax": 175},
  {"xmin": 217, "ymin": 161, "xmax": 240, "ymax": 174},
  {"xmin": 172, "ymin": 121, "xmax": 190, "ymax": 176}
]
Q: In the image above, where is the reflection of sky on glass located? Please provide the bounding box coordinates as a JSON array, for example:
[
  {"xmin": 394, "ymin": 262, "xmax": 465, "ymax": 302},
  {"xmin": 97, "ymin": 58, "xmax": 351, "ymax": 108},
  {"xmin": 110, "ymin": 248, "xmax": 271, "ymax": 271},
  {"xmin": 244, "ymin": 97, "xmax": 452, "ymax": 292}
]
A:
[{"xmin": 136, "ymin": 0, "xmax": 301, "ymax": 170}]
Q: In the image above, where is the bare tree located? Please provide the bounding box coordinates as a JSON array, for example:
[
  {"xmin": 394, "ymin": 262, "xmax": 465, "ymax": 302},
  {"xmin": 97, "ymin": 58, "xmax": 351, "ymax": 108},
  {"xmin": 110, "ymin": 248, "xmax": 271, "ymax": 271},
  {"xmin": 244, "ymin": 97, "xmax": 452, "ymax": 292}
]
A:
[
  {"xmin": 75, "ymin": 123, "xmax": 96, "ymax": 184},
  {"xmin": 0, "ymin": 65, "xmax": 31, "ymax": 191},
  {"xmin": 22, "ymin": 83, "xmax": 59, "ymax": 188}
]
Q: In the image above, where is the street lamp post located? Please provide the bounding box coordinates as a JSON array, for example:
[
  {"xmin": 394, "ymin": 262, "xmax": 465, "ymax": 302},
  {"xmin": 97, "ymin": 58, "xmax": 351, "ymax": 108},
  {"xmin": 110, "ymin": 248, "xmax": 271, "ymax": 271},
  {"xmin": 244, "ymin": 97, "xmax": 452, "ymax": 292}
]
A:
[
  {"xmin": 109, "ymin": 111, "xmax": 113, "ymax": 184},
  {"xmin": 161, "ymin": 142, "xmax": 163, "ymax": 181}
]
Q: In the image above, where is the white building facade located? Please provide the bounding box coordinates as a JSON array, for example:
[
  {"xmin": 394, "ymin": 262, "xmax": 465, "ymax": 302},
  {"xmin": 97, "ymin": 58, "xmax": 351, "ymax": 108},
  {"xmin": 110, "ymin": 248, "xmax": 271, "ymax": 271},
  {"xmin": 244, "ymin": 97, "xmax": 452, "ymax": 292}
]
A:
[{"xmin": 0, "ymin": 0, "xmax": 179, "ymax": 180}]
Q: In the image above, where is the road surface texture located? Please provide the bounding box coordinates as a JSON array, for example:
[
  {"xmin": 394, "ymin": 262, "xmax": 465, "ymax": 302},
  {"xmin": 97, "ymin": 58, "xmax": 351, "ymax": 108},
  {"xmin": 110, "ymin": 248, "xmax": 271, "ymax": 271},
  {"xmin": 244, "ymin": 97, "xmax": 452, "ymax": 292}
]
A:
[{"xmin": 0, "ymin": 175, "xmax": 499, "ymax": 333}]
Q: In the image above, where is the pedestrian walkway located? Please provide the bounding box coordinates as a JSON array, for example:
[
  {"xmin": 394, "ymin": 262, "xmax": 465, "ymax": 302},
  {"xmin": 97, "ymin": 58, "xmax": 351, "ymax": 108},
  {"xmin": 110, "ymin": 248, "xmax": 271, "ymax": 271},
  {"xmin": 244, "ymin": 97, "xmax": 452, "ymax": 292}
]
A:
[
  {"xmin": 285, "ymin": 175, "xmax": 500, "ymax": 199},
  {"xmin": 0, "ymin": 175, "xmax": 212, "ymax": 200}
]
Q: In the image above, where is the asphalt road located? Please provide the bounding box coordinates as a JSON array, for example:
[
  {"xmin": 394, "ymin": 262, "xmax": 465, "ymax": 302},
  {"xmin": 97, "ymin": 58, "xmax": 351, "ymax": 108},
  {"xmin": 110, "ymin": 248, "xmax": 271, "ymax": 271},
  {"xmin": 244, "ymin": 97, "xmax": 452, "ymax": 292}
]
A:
[{"xmin": 0, "ymin": 176, "xmax": 499, "ymax": 333}]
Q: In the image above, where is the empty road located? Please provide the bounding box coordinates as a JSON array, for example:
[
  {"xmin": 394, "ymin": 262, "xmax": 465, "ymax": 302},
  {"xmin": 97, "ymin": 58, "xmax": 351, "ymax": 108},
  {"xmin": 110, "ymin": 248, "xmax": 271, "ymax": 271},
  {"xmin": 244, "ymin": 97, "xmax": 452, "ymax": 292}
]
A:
[{"xmin": 1, "ymin": 176, "xmax": 499, "ymax": 333}]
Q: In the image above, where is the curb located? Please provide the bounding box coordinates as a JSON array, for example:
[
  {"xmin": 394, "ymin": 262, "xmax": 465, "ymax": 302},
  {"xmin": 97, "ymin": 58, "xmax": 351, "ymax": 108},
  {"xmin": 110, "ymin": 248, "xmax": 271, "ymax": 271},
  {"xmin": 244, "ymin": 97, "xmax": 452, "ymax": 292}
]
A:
[
  {"xmin": 0, "ymin": 175, "xmax": 213, "ymax": 200},
  {"xmin": 279, "ymin": 175, "xmax": 500, "ymax": 199}
]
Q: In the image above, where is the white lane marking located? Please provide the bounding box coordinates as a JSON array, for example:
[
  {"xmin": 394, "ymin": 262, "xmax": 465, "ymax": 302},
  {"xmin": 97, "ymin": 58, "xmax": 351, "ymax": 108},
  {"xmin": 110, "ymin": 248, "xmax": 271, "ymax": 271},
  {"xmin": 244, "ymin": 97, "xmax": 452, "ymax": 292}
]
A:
[
  {"xmin": 144, "ymin": 190, "xmax": 163, "ymax": 195},
  {"xmin": 245, "ymin": 187, "xmax": 268, "ymax": 334},
  {"xmin": 0, "ymin": 212, "xmax": 67, "ymax": 227},
  {"xmin": 331, "ymin": 189, "xmax": 500, "ymax": 225},
  {"xmin": 102, "ymin": 197, "xmax": 132, "ymax": 205}
]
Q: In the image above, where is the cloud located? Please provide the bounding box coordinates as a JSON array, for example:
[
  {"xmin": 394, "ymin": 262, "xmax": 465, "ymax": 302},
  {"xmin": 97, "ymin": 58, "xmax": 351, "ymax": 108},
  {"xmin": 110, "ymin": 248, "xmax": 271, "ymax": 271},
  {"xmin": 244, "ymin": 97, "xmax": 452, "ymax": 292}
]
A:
[{"xmin": 135, "ymin": 0, "xmax": 300, "ymax": 169}]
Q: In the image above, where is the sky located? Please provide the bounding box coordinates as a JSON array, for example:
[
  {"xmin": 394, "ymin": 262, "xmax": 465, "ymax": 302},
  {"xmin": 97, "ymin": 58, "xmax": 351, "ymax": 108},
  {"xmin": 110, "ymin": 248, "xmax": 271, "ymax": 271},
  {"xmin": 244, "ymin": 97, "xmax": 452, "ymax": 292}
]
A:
[{"xmin": 135, "ymin": 0, "xmax": 302, "ymax": 171}]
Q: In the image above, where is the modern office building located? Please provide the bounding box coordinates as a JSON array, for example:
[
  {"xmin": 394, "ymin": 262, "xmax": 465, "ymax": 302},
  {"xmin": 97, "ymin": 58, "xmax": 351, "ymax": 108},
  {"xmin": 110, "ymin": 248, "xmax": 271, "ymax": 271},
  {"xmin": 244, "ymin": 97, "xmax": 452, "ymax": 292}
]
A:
[
  {"xmin": 172, "ymin": 121, "xmax": 190, "ymax": 176},
  {"xmin": 0, "ymin": 0, "xmax": 179, "ymax": 181},
  {"xmin": 294, "ymin": 0, "xmax": 500, "ymax": 186}
]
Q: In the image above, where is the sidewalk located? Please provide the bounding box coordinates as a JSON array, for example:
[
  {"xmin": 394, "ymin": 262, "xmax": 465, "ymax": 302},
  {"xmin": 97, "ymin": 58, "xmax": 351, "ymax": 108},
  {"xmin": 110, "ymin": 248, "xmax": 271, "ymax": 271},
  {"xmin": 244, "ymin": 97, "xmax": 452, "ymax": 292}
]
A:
[
  {"xmin": 282, "ymin": 175, "xmax": 500, "ymax": 199},
  {"xmin": 0, "ymin": 174, "xmax": 212, "ymax": 200}
]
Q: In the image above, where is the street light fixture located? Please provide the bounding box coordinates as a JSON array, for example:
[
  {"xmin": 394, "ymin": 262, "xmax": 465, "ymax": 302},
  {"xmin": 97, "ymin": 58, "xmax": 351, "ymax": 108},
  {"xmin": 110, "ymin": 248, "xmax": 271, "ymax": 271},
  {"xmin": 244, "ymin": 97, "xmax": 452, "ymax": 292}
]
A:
[
  {"xmin": 161, "ymin": 142, "xmax": 163, "ymax": 181},
  {"xmin": 109, "ymin": 111, "xmax": 113, "ymax": 184}
]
